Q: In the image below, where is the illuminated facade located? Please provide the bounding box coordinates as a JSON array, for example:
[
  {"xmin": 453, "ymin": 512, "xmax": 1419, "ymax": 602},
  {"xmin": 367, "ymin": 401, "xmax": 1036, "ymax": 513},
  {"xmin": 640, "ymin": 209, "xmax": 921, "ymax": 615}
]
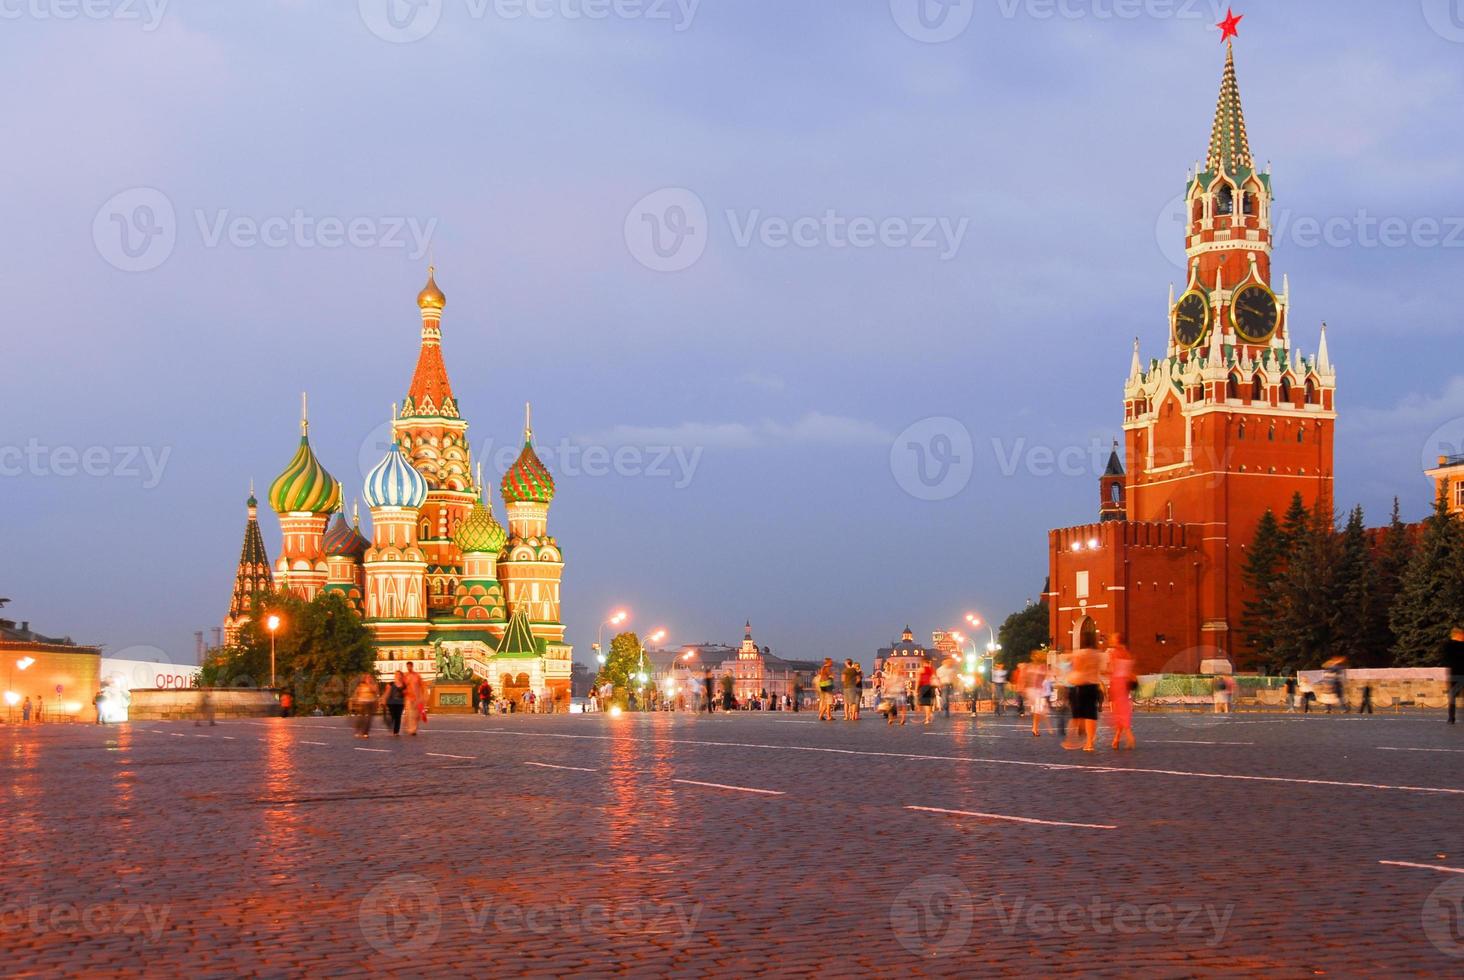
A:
[
  {"xmin": 1047, "ymin": 43, "xmax": 1336, "ymax": 674},
  {"xmin": 229, "ymin": 269, "xmax": 572, "ymax": 701}
]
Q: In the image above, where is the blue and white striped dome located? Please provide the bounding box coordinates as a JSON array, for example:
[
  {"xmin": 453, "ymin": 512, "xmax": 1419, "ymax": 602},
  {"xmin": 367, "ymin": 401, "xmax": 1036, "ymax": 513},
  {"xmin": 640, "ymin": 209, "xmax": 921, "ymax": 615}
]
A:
[{"xmin": 363, "ymin": 442, "xmax": 429, "ymax": 510}]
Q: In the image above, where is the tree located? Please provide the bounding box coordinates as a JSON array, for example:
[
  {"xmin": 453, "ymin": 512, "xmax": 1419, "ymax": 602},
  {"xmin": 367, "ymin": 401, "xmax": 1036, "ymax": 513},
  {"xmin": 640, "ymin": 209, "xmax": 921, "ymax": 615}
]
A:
[
  {"xmin": 996, "ymin": 598, "xmax": 1049, "ymax": 672},
  {"xmin": 594, "ymin": 631, "xmax": 642, "ymax": 705},
  {"xmin": 200, "ymin": 590, "xmax": 375, "ymax": 713},
  {"xmin": 1330, "ymin": 506, "xmax": 1384, "ymax": 666},
  {"xmin": 1273, "ymin": 502, "xmax": 1338, "ymax": 672},
  {"xmin": 1390, "ymin": 490, "xmax": 1464, "ymax": 666},
  {"xmin": 1370, "ymin": 498, "xmax": 1413, "ymax": 661},
  {"xmin": 1240, "ymin": 508, "xmax": 1286, "ymax": 667}
]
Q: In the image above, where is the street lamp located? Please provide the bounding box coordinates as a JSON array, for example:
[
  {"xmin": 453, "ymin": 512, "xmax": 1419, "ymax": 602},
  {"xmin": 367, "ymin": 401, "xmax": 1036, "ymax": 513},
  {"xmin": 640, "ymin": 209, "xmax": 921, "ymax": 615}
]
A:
[
  {"xmin": 266, "ymin": 614, "xmax": 281, "ymax": 688},
  {"xmin": 5, "ymin": 656, "xmax": 34, "ymax": 720},
  {"xmin": 594, "ymin": 608, "xmax": 629, "ymax": 667},
  {"xmin": 637, "ymin": 628, "xmax": 666, "ymax": 710}
]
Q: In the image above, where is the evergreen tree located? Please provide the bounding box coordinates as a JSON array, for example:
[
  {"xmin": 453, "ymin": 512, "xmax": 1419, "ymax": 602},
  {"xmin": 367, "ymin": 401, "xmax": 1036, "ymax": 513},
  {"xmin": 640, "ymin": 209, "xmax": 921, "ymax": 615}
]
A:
[
  {"xmin": 595, "ymin": 631, "xmax": 644, "ymax": 705},
  {"xmin": 1330, "ymin": 506, "xmax": 1382, "ymax": 666},
  {"xmin": 996, "ymin": 598, "xmax": 1049, "ymax": 672},
  {"xmin": 1370, "ymin": 498, "xmax": 1413, "ymax": 661},
  {"xmin": 1390, "ymin": 490, "xmax": 1464, "ymax": 666},
  {"xmin": 1273, "ymin": 502, "xmax": 1338, "ymax": 672},
  {"xmin": 1278, "ymin": 492, "xmax": 1309, "ymax": 554},
  {"xmin": 1240, "ymin": 508, "xmax": 1286, "ymax": 668}
]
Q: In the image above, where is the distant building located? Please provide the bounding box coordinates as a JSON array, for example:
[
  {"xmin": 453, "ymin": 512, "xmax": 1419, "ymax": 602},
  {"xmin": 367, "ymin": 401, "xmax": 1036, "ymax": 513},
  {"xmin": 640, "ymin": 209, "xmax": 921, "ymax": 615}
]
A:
[
  {"xmin": 1425, "ymin": 455, "xmax": 1464, "ymax": 516},
  {"xmin": 931, "ymin": 630, "xmax": 960, "ymax": 659},
  {"xmin": 649, "ymin": 623, "xmax": 820, "ymax": 704},
  {"xmin": 0, "ymin": 616, "xmax": 101, "ymax": 721},
  {"xmin": 874, "ymin": 626, "xmax": 931, "ymax": 694}
]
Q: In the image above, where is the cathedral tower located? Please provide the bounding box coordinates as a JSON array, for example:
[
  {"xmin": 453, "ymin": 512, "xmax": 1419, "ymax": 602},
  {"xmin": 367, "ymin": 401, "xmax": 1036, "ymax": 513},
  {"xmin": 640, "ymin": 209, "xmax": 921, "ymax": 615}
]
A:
[
  {"xmin": 323, "ymin": 503, "xmax": 370, "ymax": 614},
  {"xmin": 223, "ymin": 485, "xmax": 273, "ymax": 643},
  {"xmin": 498, "ymin": 403, "xmax": 565, "ymax": 644},
  {"xmin": 362, "ymin": 440, "xmax": 431, "ymax": 641},
  {"xmin": 393, "ymin": 267, "xmax": 476, "ymax": 615},
  {"xmin": 268, "ymin": 396, "xmax": 341, "ymax": 600}
]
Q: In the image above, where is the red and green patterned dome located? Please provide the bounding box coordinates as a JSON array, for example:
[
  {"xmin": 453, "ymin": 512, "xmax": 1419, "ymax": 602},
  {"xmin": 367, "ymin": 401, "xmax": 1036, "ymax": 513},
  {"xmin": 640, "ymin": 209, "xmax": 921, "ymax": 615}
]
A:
[
  {"xmin": 453, "ymin": 496, "xmax": 507, "ymax": 554},
  {"xmin": 323, "ymin": 512, "xmax": 369, "ymax": 560},
  {"xmin": 501, "ymin": 440, "xmax": 555, "ymax": 505}
]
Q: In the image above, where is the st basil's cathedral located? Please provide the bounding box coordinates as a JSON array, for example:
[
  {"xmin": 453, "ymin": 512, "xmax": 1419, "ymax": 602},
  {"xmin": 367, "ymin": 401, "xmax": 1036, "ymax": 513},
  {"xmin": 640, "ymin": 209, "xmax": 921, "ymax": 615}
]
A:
[
  {"xmin": 222, "ymin": 269, "xmax": 572, "ymax": 702},
  {"xmin": 1047, "ymin": 38, "xmax": 1337, "ymax": 675}
]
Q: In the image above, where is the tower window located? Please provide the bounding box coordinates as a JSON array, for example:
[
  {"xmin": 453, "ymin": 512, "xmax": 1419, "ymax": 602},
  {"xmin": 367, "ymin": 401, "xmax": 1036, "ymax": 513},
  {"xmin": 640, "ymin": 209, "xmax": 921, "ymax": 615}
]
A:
[
  {"xmin": 1237, "ymin": 421, "xmax": 1246, "ymax": 440},
  {"xmin": 1251, "ymin": 376, "xmax": 1264, "ymax": 402},
  {"xmin": 1215, "ymin": 185, "xmax": 1234, "ymax": 216},
  {"xmin": 1455, "ymin": 482, "xmax": 1464, "ymax": 510},
  {"xmin": 1226, "ymin": 375, "xmax": 1239, "ymax": 400},
  {"xmin": 1305, "ymin": 379, "xmax": 1317, "ymax": 404},
  {"xmin": 1280, "ymin": 377, "xmax": 1292, "ymax": 402},
  {"xmin": 1297, "ymin": 429, "xmax": 1305, "ymax": 444}
]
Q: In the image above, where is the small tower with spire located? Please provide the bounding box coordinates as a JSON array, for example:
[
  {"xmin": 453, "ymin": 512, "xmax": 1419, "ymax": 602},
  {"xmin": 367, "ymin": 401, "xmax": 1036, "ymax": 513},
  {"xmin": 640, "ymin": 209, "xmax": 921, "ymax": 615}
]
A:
[
  {"xmin": 362, "ymin": 436, "xmax": 431, "ymax": 636},
  {"xmin": 323, "ymin": 502, "xmax": 370, "ymax": 615},
  {"xmin": 1099, "ymin": 442, "xmax": 1125, "ymax": 522},
  {"xmin": 451, "ymin": 464, "xmax": 508, "ymax": 622},
  {"xmin": 223, "ymin": 483, "xmax": 274, "ymax": 644},
  {"xmin": 268, "ymin": 394, "xmax": 341, "ymax": 600},
  {"xmin": 498, "ymin": 402, "xmax": 565, "ymax": 642}
]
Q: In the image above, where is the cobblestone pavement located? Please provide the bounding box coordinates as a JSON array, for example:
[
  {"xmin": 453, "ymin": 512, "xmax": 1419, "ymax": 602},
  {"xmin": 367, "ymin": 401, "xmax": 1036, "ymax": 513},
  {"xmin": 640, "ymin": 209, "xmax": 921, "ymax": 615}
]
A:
[{"xmin": 2, "ymin": 709, "xmax": 1462, "ymax": 977}]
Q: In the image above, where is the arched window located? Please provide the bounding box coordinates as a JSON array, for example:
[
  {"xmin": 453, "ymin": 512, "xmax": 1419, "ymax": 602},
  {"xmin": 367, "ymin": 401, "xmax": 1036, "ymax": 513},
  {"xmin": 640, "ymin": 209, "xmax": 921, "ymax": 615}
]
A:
[
  {"xmin": 1215, "ymin": 184, "xmax": 1234, "ymax": 216},
  {"xmin": 1280, "ymin": 377, "xmax": 1292, "ymax": 402},
  {"xmin": 1251, "ymin": 376, "xmax": 1264, "ymax": 401},
  {"xmin": 1192, "ymin": 196, "xmax": 1205, "ymax": 223},
  {"xmin": 1297, "ymin": 428, "xmax": 1305, "ymax": 444},
  {"xmin": 1227, "ymin": 374, "xmax": 1239, "ymax": 400},
  {"xmin": 1237, "ymin": 421, "xmax": 1246, "ymax": 440},
  {"xmin": 1304, "ymin": 379, "xmax": 1317, "ymax": 404},
  {"xmin": 1242, "ymin": 189, "xmax": 1258, "ymax": 216},
  {"xmin": 1268, "ymin": 425, "xmax": 1276, "ymax": 442}
]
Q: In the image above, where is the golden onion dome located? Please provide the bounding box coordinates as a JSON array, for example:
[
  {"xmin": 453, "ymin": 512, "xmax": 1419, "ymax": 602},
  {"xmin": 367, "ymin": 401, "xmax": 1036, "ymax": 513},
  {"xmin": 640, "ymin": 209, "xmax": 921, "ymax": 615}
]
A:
[{"xmin": 417, "ymin": 265, "xmax": 445, "ymax": 311}]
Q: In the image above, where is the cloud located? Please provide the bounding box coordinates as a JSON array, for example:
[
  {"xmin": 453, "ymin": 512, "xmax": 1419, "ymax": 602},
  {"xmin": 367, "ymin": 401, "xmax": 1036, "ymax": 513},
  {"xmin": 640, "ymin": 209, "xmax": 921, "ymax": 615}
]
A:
[
  {"xmin": 575, "ymin": 412, "xmax": 892, "ymax": 449},
  {"xmin": 1345, "ymin": 376, "xmax": 1464, "ymax": 437},
  {"xmin": 736, "ymin": 371, "xmax": 786, "ymax": 391}
]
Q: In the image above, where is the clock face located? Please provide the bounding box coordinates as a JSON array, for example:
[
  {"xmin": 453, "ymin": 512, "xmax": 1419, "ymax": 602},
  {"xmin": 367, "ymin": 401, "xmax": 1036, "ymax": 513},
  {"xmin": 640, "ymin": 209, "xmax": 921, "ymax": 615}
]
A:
[
  {"xmin": 1231, "ymin": 283, "xmax": 1280, "ymax": 343},
  {"xmin": 1172, "ymin": 290, "xmax": 1210, "ymax": 348}
]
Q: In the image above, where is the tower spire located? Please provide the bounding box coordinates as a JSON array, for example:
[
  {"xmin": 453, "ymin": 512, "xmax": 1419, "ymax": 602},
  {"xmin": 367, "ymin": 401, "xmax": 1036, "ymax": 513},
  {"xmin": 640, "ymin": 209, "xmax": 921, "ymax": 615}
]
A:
[
  {"xmin": 1206, "ymin": 41, "xmax": 1253, "ymax": 177},
  {"xmin": 301, "ymin": 392, "xmax": 309, "ymax": 436},
  {"xmin": 524, "ymin": 401, "xmax": 533, "ymax": 445}
]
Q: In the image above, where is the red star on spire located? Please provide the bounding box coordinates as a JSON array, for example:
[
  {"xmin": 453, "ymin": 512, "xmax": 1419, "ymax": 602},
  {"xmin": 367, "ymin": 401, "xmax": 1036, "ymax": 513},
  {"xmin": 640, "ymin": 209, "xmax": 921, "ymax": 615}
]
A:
[{"xmin": 1217, "ymin": 7, "xmax": 1243, "ymax": 43}]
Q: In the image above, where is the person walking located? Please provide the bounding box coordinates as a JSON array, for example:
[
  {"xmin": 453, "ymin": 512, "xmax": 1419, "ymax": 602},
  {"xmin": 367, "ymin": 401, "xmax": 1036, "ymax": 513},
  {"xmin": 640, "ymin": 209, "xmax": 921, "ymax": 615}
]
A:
[
  {"xmin": 816, "ymin": 659, "xmax": 836, "ymax": 721},
  {"xmin": 93, "ymin": 689, "xmax": 105, "ymax": 725},
  {"xmin": 881, "ymin": 670, "xmax": 908, "ymax": 726},
  {"xmin": 841, "ymin": 660, "xmax": 861, "ymax": 721},
  {"xmin": 1358, "ymin": 684, "xmax": 1374, "ymax": 715},
  {"xmin": 1445, "ymin": 626, "xmax": 1464, "ymax": 725},
  {"xmin": 1285, "ymin": 675, "xmax": 1298, "ymax": 713},
  {"xmin": 403, "ymin": 663, "xmax": 425, "ymax": 735},
  {"xmin": 1063, "ymin": 647, "xmax": 1101, "ymax": 752},
  {"xmin": 916, "ymin": 661, "xmax": 938, "ymax": 725},
  {"xmin": 936, "ymin": 658, "xmax": 956, "ymax": 720},
  {"xmin": 1019, "ymin": 652, "xmax": 1052, "ymax": 737},
  {"xmin": 701, "ymin": 668, "xmax": 715, "ymax": 715},
  {"xmin": 992, "ymin": 664, "xmax": 1008, "ymax": 716},
  {"xmin": 21, "ymin": 697, "xmax": 32, "ymax": 724},
  {"xmin": 1106, "ymin": 634, "xmax": 1136, "ymax": 750},
  {"xmin": 384, "ymin": 671, "xmax": 407, "ymax": 736},
  {"xmin": 351, "ymin": 674, "xmax": 378, "ymax": 738}
]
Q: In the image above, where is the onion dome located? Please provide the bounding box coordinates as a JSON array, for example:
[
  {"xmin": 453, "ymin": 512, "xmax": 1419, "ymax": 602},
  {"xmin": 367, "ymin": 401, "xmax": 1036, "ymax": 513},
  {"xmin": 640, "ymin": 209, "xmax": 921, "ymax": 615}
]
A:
[
  {"xmin": 453, "ymin": 496, "xmax": 507, "ymax": 555},
  {"xmin": 500, "ymin": 404, "xmax": 555, "ymax": 504},
  {"xmin": 364, "ymin": 441, "xmax": 429, "ymax": 510},
  {"xmin": 269, "ymin": 434, "xmax": 341, "ymax": 515},
  {"xmin": 323, "ymin": 511, "xmax": 369, "ymax": 560},
  {"xmin": 417, "ymin": 265, "xmax": 445, "ymax": 311}
]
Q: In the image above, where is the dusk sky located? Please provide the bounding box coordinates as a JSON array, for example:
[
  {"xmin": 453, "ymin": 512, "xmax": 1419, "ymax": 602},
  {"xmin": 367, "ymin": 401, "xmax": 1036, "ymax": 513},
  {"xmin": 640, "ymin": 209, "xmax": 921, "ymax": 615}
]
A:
[{"xmin": 4, "ymin": 0, "xmax": 1462, "ymax": 666}]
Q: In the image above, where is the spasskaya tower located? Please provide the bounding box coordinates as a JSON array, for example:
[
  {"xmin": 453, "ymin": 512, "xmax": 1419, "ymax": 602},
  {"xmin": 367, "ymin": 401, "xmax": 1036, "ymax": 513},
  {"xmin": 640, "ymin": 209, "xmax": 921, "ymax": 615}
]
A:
[{"xmin": 1047, "ymin": 26, "xmax": 1337, "ymax": 673}]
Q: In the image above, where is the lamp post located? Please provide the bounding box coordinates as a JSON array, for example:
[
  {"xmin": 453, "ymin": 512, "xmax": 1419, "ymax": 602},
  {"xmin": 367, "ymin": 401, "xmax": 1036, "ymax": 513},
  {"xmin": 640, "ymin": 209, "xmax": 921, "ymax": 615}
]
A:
[
  {"xmin": 594, "ymin": 609, "xmax": 629, "ymax": 669},
  {"xmin": 636, "ymin": 629, "xmax": 666, "ymax": 710},
  {"xmin": 266, "ymin": 614, "xmax": 281, "ymax": 688},
  {"xmin": 5, "ymin": 657, "xmax": 34, "ymax": 723},
  {"xmin": 965, "ymin": 613, "xmax": 1004, "ymax": 712}
]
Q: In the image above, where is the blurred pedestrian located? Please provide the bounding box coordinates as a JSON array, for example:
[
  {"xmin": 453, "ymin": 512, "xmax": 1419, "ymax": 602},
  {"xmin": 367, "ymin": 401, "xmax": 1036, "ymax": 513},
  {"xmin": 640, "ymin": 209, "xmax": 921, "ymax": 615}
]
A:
[
  {"xmin": 816, "ymin": 659, "xmax": 836, "ymax": 721},
  {"xmin": 280, "ymin": 691, "xmax": 293, "ymax": 718},
  {"xmin": 992, "ymin": 664, "xmax": 1008, "ymax": 716},
  {"xmin": 1019, "ymin": 652, "xmax": 1052, "ymax": 737},
  {"xmin": 403, "ymin": 663, "xmax": 425, "ymax": 735},
  {"xmin": 1359, "ymin": 684, "xmax": 1374, "ymax": 715},
  {"xmin": 1285, "ymin": 675, "xmax": 1298, "ymax": 713},
  {"xmin": 384, "ymin": 671, "xmax": 407, "ymax": 736},
  {"xmin": 1106, "ymin": 634, "xmax": 1136, "ymax": 751},
  {"xmin": 93, "ymin": 689, "xmax": 105, "ymax": 725},
  {"xmin": 1063, "ymin": 647, "xmax": 1101, "ymax": 752},
  {"xmin": 351, "ymin": 674, "xmax": 378, "ymax": 738},
  {"xmin": 1444, "ymin": 627, "xmax": 1464, "ymax": 725},
  {"xmin": 1213, "ymin": 674, "xmax": 1233, "ymax": 715},
  {"xmin": 937, "ymin": 657, "xmax": 956, "ymax": 719},
  {"xmin": 841, "ymin": 660, "xmax": 861, "ymax": 721},
  {"xmin": 702, "ymin": 668, "xmax": 715, "ymax": 714},
  {"xmin": 21, "ymin": 697, "xmax": 32, "ymax": 724},
  {"xmin": 917, "ymin": 661, "xmax": 938, "ymax": 725}
]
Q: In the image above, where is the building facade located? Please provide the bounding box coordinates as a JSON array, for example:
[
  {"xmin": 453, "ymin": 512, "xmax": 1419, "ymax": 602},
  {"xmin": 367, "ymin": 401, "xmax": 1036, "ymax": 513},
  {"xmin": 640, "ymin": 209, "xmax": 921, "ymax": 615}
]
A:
[
  {"xmin": 1047, "ymin": 44, "xmax": 1337, "ymax": 675},
  {"xmin": 1425, "ymin": 455, "xmax": 1464, "ymax": 516},
  {"xmin": 229, "ymin": 269, "xmax": 572, "ymax": 700},
  {"xmin": 1, "ymin": 616, "xmax": 101, "ymax": 721}
]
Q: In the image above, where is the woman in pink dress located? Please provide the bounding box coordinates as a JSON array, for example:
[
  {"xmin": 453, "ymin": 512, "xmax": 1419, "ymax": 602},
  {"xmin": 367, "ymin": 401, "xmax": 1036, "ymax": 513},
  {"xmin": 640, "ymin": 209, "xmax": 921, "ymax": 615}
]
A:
[{"xmin": 1106, "ymin": 634, "xmax": 1136, "ymax": 750}]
